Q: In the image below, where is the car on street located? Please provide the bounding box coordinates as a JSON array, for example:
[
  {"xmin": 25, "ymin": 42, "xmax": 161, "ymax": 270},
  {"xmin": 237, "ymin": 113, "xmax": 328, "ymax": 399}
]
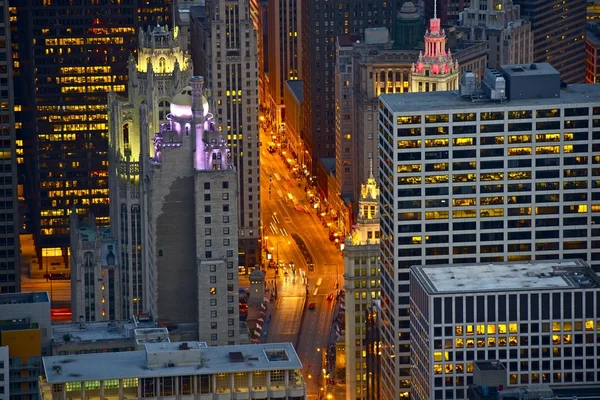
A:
[
  {"xmin": 308, "ymin": 302, "xmax": 316, "ymax": 310},
  {"xmin": 326, "ymin": 293, "xmax": 334, "ymax": 301}
]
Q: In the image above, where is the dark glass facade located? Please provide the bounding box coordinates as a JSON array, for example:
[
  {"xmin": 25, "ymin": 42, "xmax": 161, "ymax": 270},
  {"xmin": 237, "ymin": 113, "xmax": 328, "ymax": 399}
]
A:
[
  {"xmin": 513, "ymin": 0, "xmax": 586, "ymax": 84},
  {"xmin": 300, "ymin": 0, "xmax": 401, "ymax": 174},
  {"xmin": 15, "ymin": 0, "xmax": 170, "ymax": 261}
]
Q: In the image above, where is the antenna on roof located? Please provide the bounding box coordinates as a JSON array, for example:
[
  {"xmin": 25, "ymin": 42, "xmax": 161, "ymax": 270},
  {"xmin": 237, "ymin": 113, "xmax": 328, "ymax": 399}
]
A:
[{"xmin": 434, "ymin": 0, "xmax": 437, "ymax": 19}]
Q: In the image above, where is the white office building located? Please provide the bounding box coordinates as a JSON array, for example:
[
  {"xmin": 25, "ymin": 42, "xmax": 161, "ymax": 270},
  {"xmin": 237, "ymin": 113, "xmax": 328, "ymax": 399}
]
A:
[
  {"xmin": 42, "ymin": 342, "xmax": 306, "ymax": 400},
  {"xmin": 377, "ymin": 62, "xmax": 600, "ymax": 399},
  {"xmin": 410, "ymin": 259, "xmax": 600, "ymax": 400}
]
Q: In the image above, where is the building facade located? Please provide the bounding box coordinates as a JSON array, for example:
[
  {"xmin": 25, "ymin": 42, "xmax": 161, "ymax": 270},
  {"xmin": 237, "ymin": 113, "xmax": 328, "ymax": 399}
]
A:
[
  {"xmin": 70, "ymin": 214, "xmax": 121, "ymax": 322},
  {"xmin": 513, "ymin": 0, "xmax": 586, "ymax": 84},
  {"xmin": 336, "ymin": 23, "xmax": 485, "ymax": 213},
  {"xmin": 0, "ymin": 346, "xmax": 7, "ymax": 400},
  {"xmin": 458, "ymin": 0, "xmax": 532, "ymax": 69},
  {"xmin": 300, "ymin": 0, "xmax": 400, "ymax": 174},
  {"xmin": 190, "ymin": 0, "xmax": 261, "ymax": 272},
  {"xmin": 343, "ymin": 168, "xmax": 381, "ymax": 400},
  {"xmin": 26, "ymin": 0, "xmax": 138, "ymax": 261},
  {"xmin": 378, "ymin": 63, "xmax": 600, "ymax": 399},
  {"xmin": 0, "ymin": 292, "xmax": 51, "ymax": 398},
  {"xmin": 108, "ymin": 24, "xmax": 192, "ymax": 321},
  {"xmin": 586, "ymin": 22, "xmax": 600, "ymax": 84},
  {"xmin": 42, "ymin": 342, "xmax": 306, "ymax": 400},
  {"xmin": 424, "ymin": 0, "xmax": 470, "ymax": 26},
  {"xmin": 0, "ymin": 0, "xmax": 20, "ymax": 294},
  {"xmin": 266, "ymin": 0, "xmax": 300, "ymax": 128},
  {"xmin": 410, "ymin": 260, "xmax": 600, "ymax": 400},
  {"xmin": 283, "ymin": 81, "xmax": 304, "ymax": 168},
  {"xmin": 142, "ymin": 76, "xmax": 242, "ymax": 344}
]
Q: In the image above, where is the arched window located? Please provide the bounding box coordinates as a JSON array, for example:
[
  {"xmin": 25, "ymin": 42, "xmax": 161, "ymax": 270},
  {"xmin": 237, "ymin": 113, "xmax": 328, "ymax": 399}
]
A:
[
  {"xmin": 159, "ymin": 57, "xmax": 166, "ymax": 73},
  {"xmin": 158, "ymin": 100, "xmax": 170, "ymax": 121},
  {"xmin": 123, "ymin": 123, "xmax": 129, "ymax": 144}
]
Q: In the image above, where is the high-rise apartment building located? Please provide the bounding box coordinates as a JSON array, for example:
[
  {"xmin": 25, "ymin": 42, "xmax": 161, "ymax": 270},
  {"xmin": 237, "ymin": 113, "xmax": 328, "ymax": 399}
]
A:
[
  {"xmin": 300, "ymin": 0, "xmax": 400, "ymax": 173},
  {"xmin": 410, "ymin": 260, "xmax": 600, "ymax": 400},
  {"xmin": 0, "ymin": 1, "xmax": 20, "ymax": 294},
  {"xmin": 70, "ymin": 214, "xmax": 121, "ymax": 322},
  {"xmin": 343, "ymin": 167, "xmax": 381, "ymax": 400},
  {"xmin": 190, "ymin": 0, "xmax": 261, "ymax": 272},
  {"xmin": 266, "ymin": 0, "xmax": 300, "ymax": 128},
  {"xmin": 108, "ymin": 25, "xmax": 192, "ymax": 320},
  {"xmin": 142, "ymin": 76, "xmax": 242, "ymax": 344},
  {"xmin": 513, "ymin": 0, "xmax": 586, "ymax": 84},
  {"xmin": 458, "ymin": 0, "xmax": 532, "ymax": 69},
  {"xmin": 0, "ymin": 346, "xmax": 7, "ymax": 400},
  {"xmin": 377, "ymin": 62, "xmax": 600, "ymax": 398}
]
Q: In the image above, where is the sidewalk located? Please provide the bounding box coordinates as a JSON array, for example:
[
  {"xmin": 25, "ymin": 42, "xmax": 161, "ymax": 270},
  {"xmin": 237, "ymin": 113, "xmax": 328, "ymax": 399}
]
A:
[{"xmin": 243, "ymin": 270, "xmax": 307, "ymax": 345}]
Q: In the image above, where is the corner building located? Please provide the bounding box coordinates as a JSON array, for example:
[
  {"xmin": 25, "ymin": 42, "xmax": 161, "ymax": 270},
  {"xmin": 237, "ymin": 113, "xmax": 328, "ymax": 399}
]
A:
[
  {"xmin": 410, "ymin": 260, "xmax": 600, "ymax": 400},
  {"xmin": 377, "ymin": 63, "xmax": 600, "ymax": 399}
]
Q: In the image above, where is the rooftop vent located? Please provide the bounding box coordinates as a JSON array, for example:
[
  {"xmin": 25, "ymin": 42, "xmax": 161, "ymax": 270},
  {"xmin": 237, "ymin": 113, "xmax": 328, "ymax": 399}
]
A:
[
  {"xmin": 530, "ymin": 63, "xmax": 537, "ymax": 70},
  {"xmin": 229, "ymin": 352, "xmax": 245, "ymax": 363},
  {"xmin": 179, "ymin": 342, "xmax": 190, "ymax": 350}
]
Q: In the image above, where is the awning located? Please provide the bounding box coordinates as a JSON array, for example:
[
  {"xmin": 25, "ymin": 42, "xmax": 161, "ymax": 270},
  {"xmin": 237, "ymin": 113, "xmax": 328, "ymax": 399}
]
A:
[
  {"xmin": 261, "ymin": 303, "xmax": 267, "ymax": 310},
  {"xmin": 258, "ymin": 317, "xmax": 264, "ymax": 323},
  {"xmin": 256, "ymin": 323, "xmax": 262, "ymax": 330}
]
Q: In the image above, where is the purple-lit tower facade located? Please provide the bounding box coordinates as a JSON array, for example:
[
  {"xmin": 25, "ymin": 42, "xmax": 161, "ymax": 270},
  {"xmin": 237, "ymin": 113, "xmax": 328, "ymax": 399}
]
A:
[{"xmin": 143, "ymin": 76, "xmax": 242, "ymax": 344}]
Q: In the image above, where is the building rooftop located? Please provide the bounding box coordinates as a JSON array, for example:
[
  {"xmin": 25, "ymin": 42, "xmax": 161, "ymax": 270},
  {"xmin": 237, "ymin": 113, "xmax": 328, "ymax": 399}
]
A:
[
  {"xmin": 411, "ymin": 259, "xmax": 599, "ymax": 294},
  {"xmin": 0, "ymin": 292, "xmax": 49, "ymax": 305},
  {"xmin": 43, "ymin": 342, "xmax": 302, "ymax": 383},
  {"xmin": 499, "ymin": 62, "xmax": 559, "ymax": 79},
  {"xmin": 380, "ymin": 83, "xmax": 600, "ymax": 113},
  {"xmin": 587, "ymin": 21, "xmax": 600, "ymax": 46},
  {"xmin": 285, "ymin": 80, "xmax": 303, "ymax": 103},
  {"xmin": 52, "ymin": 321, "xmax": 158, "ymax": 344}
]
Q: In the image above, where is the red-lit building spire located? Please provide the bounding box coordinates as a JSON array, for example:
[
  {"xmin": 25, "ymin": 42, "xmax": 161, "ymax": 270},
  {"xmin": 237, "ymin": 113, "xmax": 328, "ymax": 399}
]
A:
[{"xmin": 411, "ymin": 0, "xmax": 459, "ymax": 91}]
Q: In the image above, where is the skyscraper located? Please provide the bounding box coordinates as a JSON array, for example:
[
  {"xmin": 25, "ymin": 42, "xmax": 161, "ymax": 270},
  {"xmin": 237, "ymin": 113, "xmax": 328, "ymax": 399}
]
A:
[
  {"xmin": 0, "ymin": 1, "xmax": 20, "ymax": 293},
  {"xmin": 424, "ymin": 0, "xmax": 470, "ymax": 25},
  {"xmin": 343, "ymin": 165, "xmax": 381, "ymax": 400},
  {"xmin": 300, "ymin": 0, "xmax": 399, "ymax": 174},
  {"xmin": 266, "ymin": 0, "xmax": 300, "ymax": 128},
  {"xmin": 141, "ymin": 76, "xmax": 242, "ymax": 344},
  {"xmin": 26, "ymin": 0, "xmax": 138, "ymax": 265},
  {"xmin": 512, "ymin": 0, "xmax": 586, "ymax": 83},
  {"xmin": 378, "ymin": 62, "xmax": 600, "ymax": 398},
  {"xmin": 190, "ymin": 0, "xmax": 261, "ymax": 272},
  {"xmin": 458, "ymin": 0, "xmax": 532, "ymax": 69},
  {"xmin": 108, "ymin": 25, "xmax": 192, "ymax": 320}
]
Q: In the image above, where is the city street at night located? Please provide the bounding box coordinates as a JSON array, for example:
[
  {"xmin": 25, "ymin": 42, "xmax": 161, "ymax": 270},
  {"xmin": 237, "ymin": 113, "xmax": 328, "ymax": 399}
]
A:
[{"xmin": 260, "ymin": 124, "xmax": 344, "ymax": 399}]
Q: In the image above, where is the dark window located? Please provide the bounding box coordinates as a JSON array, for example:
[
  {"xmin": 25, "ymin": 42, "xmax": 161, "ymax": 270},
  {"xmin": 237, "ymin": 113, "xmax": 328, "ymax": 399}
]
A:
[
  {"xmin": 564, "ymin": 293, "xmax": 572, "ymax": 319},
  {"xmin": 509, "ymin": 295, "xmax": 517, "ymax": 321},
  {"xmin": 204, "ymin": 182, "xmax": 210, "ymax": 190},
  {"xmin": 531, "ymin": 294, "xmax": 539, "ymax": 320},
  {"xmin": 574, "ymin": 292, "xmax": 582, "ymax": 318},
  {"xmin": 444, "ymin": 297, "xmax": 453, "ymax": 324},
  {"xmin": 542, "ymin": 294, "xmax": 550, "ymax": 319},
  {"xmin": 466, "ymin": 296, "xmax": 474, "ymax": 323},
  {"xmin": 520, "ymin": 294, "xmax": 528, "ymax": 320},
  {"xmin": 552, "ymin": 293, "xmax": 561, "ymax": 319},
  {"xmin": 434, "ymin": 298, "xmax": 442, "ymax": 324},
  {"xmin": 455, "ymin": 297, "xmax": 463, "ymax": 323},
  {"xmin": 487, "ymin": 295, "xmax": 496, "ymax": 322},
  {"xmin": 586, "ymin": 292, "xmax": 594, "ymax": 318},
  {"xmin": 498, "ymin": 295, "xmax": 506, "ymax": 321}
]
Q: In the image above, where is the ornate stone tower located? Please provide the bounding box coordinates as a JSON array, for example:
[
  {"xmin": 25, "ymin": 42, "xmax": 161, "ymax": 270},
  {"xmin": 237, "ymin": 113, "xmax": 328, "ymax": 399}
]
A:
[
  {"xmin": 107, "ymin": 25, "xmax": 192, "ymax": 319},
  {"xmin": 411, "ymin": 1, "xmax": 460, "ymax": 92}
]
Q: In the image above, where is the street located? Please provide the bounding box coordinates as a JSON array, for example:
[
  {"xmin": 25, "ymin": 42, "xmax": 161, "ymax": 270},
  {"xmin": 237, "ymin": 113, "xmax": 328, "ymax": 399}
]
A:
[{"xmin": 260, "ymin": 126, "xmax": 344, "ymax": 399}]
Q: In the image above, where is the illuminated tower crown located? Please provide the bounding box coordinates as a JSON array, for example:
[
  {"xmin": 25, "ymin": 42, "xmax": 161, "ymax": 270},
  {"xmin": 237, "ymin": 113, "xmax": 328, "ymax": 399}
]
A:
[{"xmin": 411, "ymin": 0, "xmax": 460, "ymax": 91}]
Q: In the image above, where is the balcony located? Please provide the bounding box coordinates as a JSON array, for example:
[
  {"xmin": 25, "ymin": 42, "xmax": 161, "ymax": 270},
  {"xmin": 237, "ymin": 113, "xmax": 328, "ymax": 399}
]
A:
[{"xmin": 269, "ymin": 384, "xmax": 286, "ymax": 399}]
